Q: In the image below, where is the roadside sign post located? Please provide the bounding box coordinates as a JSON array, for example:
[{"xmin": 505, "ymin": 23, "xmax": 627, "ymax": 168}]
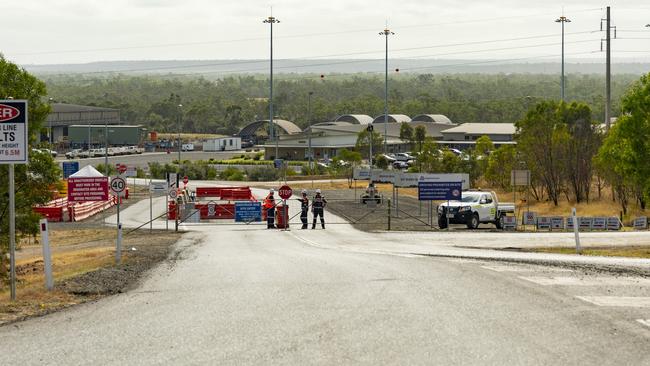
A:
[
  {"xmin": 110, "ymin": 176, "xmax": 127, "ymax": 264},
  {"xmin": 39, "ymin": 219, "xmax": 54, "ymax": 291},
  {"xmin": 418, "ymin": 181, "xmax": 462, "ymax": 230},
  {"xmin": 278, "ymin": 185, "xmax": 293, "ymax": 230},
  {"xmin": 1, "ymin": 100, "xmax": 28, "ymax": 301}
]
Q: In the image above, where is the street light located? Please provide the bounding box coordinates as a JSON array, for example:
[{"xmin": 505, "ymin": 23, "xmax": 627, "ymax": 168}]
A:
[
  {"xmin": 48, "ymin": 98, "xmax": 54, "ymax": 147},
  {"xmin": 263, "ymin": 15, "xmax": 280, "ymax": 159},
  {"xmin": 555, "ymin": 15, "xmax": 571, "ymax": 101},
  {"xmin": 307, "ymin": 91, "xmax": 314, "ymax": 173},
  {"xmin": 379, "ymin": 27, "xmax": 394, "ymax": 154},
  {"xmin": 177, "ymin": 104, "xmax": 183, "ymax": 164}
]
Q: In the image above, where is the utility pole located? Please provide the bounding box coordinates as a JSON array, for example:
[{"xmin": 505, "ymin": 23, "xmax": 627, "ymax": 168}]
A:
[
  {"xmin": 555, "ymin": 15, "xmax": 571, "ymax": 102},
  {"xmin": 177, "ymin": 104, "xmax": 183, "ymax": 164},
  {"xmin": 379, "ymin": 27, "xmax": 394, "ymax": 154},
  {"xmin": 601, "ymin": 6, "xmax": 616, "ymax": 130},
  {"xmin": 264, "ymin": 15, "xmax": 280, "ymax": 159}
]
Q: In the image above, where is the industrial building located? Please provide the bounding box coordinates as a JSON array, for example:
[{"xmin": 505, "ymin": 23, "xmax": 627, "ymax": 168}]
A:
[
  {"xmin": 246, "ymin": 114, "xmax": 516, "ymax": 160},
  {"xmin": 68, "ymin": 125, "xmax": 147, "ymax": 148},
  {"xmin": 44, "ymin": 103, "xmax": 121, "ymax": 145}
]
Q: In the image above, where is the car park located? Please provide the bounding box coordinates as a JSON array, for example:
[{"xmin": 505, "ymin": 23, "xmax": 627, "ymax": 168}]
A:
[{"xmin": 437, "ymin": 190, "xmax": 514, "ymax": 229}]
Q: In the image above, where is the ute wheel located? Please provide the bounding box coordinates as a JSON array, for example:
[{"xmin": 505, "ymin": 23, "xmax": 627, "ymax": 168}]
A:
[
  {"xmin": 495, "ymin": 214, "xmax": 505, "ymax": 230},
  {"xmin": 438, "ymin": 218, "xmax": 448, "ymax": 229},
  {"xmin": 467, "ymin": 214, "xmax": 480, "ymax": 230}
]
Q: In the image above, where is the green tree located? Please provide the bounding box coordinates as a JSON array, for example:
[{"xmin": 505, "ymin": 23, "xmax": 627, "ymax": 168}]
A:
[
  {"xmin": 0, "ymin": 56, "xmax": 59, "ymax": 280},
  {"xmin": 335, "ymin": 148, "xmax": 362, "ymax": 187},
  {"xmin": 414, "ymin": 125, "xmax": 427, "ymax": 152},
  {"xmin": 485, "ymin": 145, "xmax": 517, "ymax": 189},
  {"xmin": 595, "ymin": 72, "xmax": 650, "ymax": 212},
  {"xmin": 375, "ymin": 154, "xmax": 389, "ymax": 170},
  {"xmin": 415, "ymin": 137, "xmax": 441, "ymax": 173},
  {"xmin": 355, "ymin": 129, "xmax": 382, "ymax": 161},
  {"xmin": 399, "ymin": 122, "xmax": 414, "ymax": 149}
]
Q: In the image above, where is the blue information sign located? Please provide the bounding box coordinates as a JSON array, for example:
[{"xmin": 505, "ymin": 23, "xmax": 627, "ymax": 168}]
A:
[
  {"xmin": 235, "ymin": 201, "xmax": 262, "ymax": 222},
  {"xmin": 62, "ymin": 161, "xmax": 80, "ymax": 179},
  {"xmin": 418, "ymin": 181, "xmax": 463, "ymax": 201}
]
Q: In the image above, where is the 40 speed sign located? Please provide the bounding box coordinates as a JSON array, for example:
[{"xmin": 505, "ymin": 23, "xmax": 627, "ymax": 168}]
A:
[{"xmin": 110, "ymin": 176, "xmax": 127, "ymax": 197}]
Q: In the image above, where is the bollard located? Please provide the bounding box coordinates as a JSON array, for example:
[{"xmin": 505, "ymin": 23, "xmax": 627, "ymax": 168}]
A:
[
  {"xmin": 39, "ymin": 219, "xmax": 54, "ymax": 291},
  {"xmin": 572, "ymin": 208, "xmax": 582, "ymax": 254}
]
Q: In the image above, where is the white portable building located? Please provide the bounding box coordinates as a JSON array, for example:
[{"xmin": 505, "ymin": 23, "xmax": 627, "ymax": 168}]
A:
[{"xmin": 203, "ymin": 137, "xmax": 242, "ymax": 152}]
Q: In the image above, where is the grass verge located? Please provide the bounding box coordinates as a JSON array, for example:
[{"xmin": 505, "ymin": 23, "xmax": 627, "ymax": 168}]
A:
[{"xmin": 527, "ymin": 246, "xmax": 650, "ymax": 259}]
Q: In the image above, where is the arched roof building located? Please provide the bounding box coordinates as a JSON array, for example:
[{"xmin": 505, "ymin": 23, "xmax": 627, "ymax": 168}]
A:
[
  {"xmin": 238, "ymin": 119, "xmax": 302, "ymax": 140},
  {"xmin": 334, "ymin": 114, "xmax": 374, "ymax": 125},
  {"xmin": 410, "ymin": 114, "xmax": 453, "ymax": 124},
  {"xmin": 372, "ymin": 114, "xmax": 411, "ymax": 123}
]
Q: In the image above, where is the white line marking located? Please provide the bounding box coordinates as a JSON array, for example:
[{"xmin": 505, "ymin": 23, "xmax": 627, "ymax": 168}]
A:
[
  {"xmin": 446, "ymin": 259, "xmax": 487, "ymax": 264},
  {"xmin": 576, "ymin": 296, "xmax": 650, "ymax": 308},
  {"xmin": 520, "ymin": 276, "xmax": 650, "ymax": 286},
  {"xmin": 637, "ymin": 319, "xmax": 650, "ymax": 328},
  {"xmin": 482, "ymin": 265, "xmax": 572, "ymax": 273}
]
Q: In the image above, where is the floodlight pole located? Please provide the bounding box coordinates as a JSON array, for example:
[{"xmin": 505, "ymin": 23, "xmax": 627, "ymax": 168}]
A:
[
  {"xmin": 307, "ymin": 91, "xmax": 314, "ymax": 173},
  {"xmin": 555, "ymin": 15, "xmax": 571, "ymax": 101},
  {"xmin": 380, "ymin": 27, "xmax": 394, "ymax": 154},
  {"xmin": 264, "ymin": 15, "xmax": 280, "ymax": 159}
]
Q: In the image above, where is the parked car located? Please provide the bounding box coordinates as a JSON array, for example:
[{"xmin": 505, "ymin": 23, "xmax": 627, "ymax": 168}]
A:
[
  {"xmin": 89, "ymin": 148, "xmax": 105, "ymax": 157},
  {"xmin": 394, "ymin": 152, "xmax": 415, "ymax": 161},
  {"xmin": 437, "ymin": 190, "xmax": 515, "ymax": 229},
  {"xmin": 383, "ymin": 154, "xmax": 397, "ymax": 162},
  {"xmin": 182, "ymin": 143, "xmax": 195, "ymax": 152},
  {"xmin": 392, "ymin": 161, "xmax": 409, "ymax": 169},
  {"xmin": 66, "ymin": 149, "xmax": 82, "ymax": 159}
]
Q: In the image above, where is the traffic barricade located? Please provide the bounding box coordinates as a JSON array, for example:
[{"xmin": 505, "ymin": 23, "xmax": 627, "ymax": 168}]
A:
[{"xmin": 275, "ymin": 204, "xmax": 289, "ymax": 229}]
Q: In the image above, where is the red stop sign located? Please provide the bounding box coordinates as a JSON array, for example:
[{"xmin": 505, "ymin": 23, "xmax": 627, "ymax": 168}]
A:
[
  {"xmin": 278, "ymin": 185, "xmax": 293, "ymax": 199},
  {"xmin": 183, "ymin": 176, "xmax": 188, "ymax": 185},
  {"xmin": 116, "ymin": 164, "xmax": 127, "ymax": 174}
]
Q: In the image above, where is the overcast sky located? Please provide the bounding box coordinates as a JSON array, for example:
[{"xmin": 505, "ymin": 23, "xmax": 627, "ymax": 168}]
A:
[{"xmin": 3, "ymin": 0, "xmax": 649, "ymax": 66}]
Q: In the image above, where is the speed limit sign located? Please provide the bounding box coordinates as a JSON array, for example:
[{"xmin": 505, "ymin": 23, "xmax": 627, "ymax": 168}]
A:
[{"xmin": 110, "ymin": 177, "xmax": 127, "ymax": 197}]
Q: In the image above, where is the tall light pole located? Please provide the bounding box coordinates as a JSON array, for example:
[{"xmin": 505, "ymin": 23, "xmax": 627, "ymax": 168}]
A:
[
  {"xmin": 379, "ymin": 27, "xmax": 394, "ymax": 154},
  {"xmin": 555, "ymin": 15, "xmax": 571, "ymax": 102},
  {"xmin": 307, "ymin": 91, "xmax": 314, "ymax": 173},
  {"xmin": 264, "ymin": 15, "xmax": 280, "ymax": 159},
  {"xmin": 48, "ymin": 98, "xmax": 54, "ymax": 147},
  {"xmin": 177, "ymin": 104, "xmax": 183, "ymax": 164}
]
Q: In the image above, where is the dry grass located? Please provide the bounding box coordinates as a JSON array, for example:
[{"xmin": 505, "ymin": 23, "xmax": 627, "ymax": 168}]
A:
[
  {"xmin": 290, "ymin": 181, "xmax": 647, "ymax": 219},
  {"xmin": 529, "ymin": 246, "xmax": 650, "ymax": 259}
]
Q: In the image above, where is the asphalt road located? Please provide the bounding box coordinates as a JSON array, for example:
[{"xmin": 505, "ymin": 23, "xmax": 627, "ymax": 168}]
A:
[
  {"xmin": 1, "ymin": 188, "xmax": 649, "ymax": 365},
  {"xmin": 55, "ymin": 151, "xmax": 247, "ymax": 169}
]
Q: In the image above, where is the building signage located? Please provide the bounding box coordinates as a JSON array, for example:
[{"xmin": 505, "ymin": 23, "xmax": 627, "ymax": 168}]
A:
[
  {"xmin": 353, "ymin": 167, "xmax": 371, "ymax": 180},
  {"xmin": 234, "ymin": 201, "xmax": 262, "ymax": 222},
  {"xmin": 397, "ymin": 173, "xmax": 470, "ymax": 189},
  {"xmin": 0, "ymin": 100, "xmax": 28, "ymax": 164},
  {"xmin": 371, "ymin": 170, "xmax": 398, "ymax": 184},
  {"xmin": 62, "ymin": 161, "xmax": 80, "ymax": 179},
  {"xmin": 67, "ymin": 177, "xmax": 109, "ymax": 202},
  {"xmin": 510, "ymin": 170, "xmax": 531, "ymax": 187},
  {"xmin": 418, "ymin": 181, "xmax": 462, "ymax": 201},
  {"xmin": 633, "ymin": 216, "xmax": 648, "ymax": 230},
  {"xmin": 607, "ymin": 217, "xmax": 620, "ymax": 231},
  {"xmin": 523, "ymin": 211, "xmax": 537, "ymax": 225},
  {"xmin": 550, "ymin": 217, "xmax": 565, "ymax": 230},
  {"xmin": 537, "ymin": 216, "xmax": 551, "ymax": 230}
]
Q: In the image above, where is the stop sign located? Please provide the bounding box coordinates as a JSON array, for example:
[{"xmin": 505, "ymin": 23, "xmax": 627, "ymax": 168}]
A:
[
  {"xmin": 183, "ymin": 176, "xmax": 188, "ymax": 185},
  {"xmin": 116, "ymin": 164, "xmax": 127, "ymax": 174},
  {"xmin": 278, "ymin": 185, "xmax": 293, "ymax": 199}
]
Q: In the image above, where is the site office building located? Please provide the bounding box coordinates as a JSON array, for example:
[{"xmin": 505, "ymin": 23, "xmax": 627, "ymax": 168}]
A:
[{"xmin": 203, "ymin": 137, "xmax": 242, "ymax": 152}]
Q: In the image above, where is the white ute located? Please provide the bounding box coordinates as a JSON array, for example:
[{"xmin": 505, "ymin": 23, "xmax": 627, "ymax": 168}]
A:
[{"xmin": 437, "ymin": 190, "xmax": 515, "ymax": 229}]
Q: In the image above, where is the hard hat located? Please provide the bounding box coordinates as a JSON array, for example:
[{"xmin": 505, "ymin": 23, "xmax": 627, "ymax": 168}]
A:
[
  {"xmin": 269, "ymin": 188, "xmax": 275, "ymax": 193},
  {"xmin": 301, "ymin": 189, "xmax": 307, "ymax": 194},
  {"xmin": 316, "ymin": 189, "xmax": 321, "ymax": 194}
]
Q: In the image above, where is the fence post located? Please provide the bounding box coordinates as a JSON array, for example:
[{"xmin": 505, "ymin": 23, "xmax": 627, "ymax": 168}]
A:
[{"xmin": 387, "ymin": 198, "xmax": 391, "ymax": 231}]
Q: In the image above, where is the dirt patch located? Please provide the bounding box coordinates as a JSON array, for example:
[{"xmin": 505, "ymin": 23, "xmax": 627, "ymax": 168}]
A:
[{"xmin": 1, "ymin": 229, "xmax": 185, "ymax": 326}]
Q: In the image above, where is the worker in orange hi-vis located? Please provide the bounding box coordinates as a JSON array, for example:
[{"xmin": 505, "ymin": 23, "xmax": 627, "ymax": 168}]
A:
[{"xmin": 263, "ymin": 189, "xmax": 277, "ymax": 229}]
